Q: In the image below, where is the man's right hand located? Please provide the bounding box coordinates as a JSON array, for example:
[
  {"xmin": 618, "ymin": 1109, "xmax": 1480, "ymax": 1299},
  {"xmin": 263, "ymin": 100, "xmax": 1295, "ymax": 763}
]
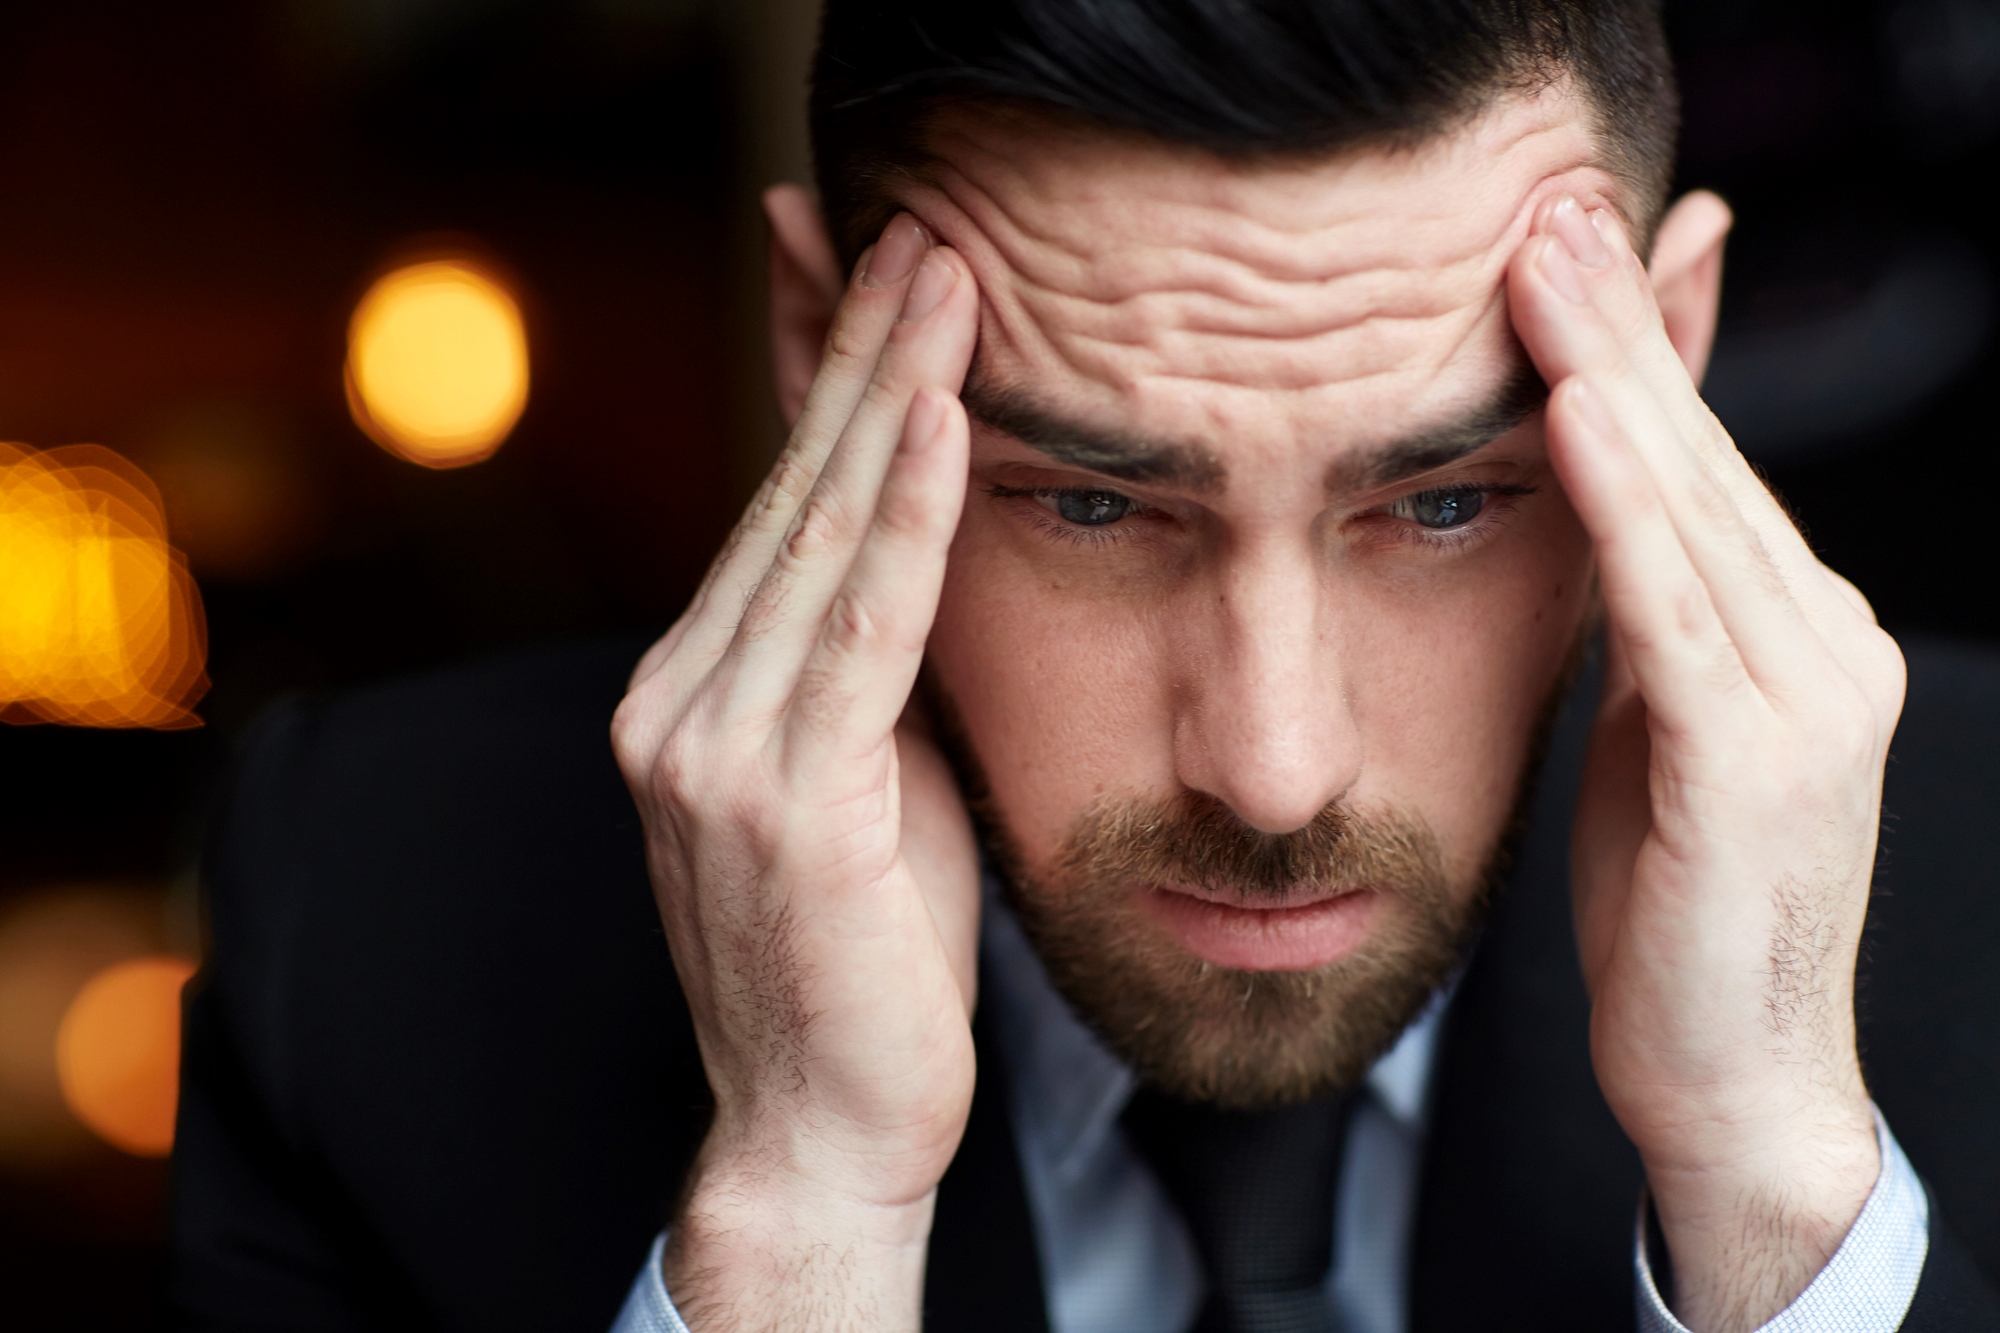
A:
[{"xmin": 610, "ymin": 209, "xmax": 982, "ymax": 1332}]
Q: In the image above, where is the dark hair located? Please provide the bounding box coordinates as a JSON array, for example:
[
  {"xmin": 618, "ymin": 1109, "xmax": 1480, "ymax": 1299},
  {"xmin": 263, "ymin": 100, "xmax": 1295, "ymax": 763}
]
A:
[{"xmin": 809, "ymin": 0, "xmax": 1677, "ymax": 264}]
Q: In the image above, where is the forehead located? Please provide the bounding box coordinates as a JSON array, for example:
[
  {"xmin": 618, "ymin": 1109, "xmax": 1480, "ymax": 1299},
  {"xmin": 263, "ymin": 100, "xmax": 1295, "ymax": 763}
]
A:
[{"xmin": 899, "ymin": 88, "xmax": 1618, "ymax": 461}]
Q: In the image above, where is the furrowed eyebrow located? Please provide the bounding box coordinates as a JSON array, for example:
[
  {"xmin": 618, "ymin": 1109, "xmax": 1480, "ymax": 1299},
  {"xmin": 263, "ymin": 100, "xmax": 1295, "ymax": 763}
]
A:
[
  {"xmin": 961, "ymin": 357, "xmax": 1547, "ymax": 497},
  {"xmin": 960, "ymin": 374, "xmax": 1225, "ymax": 492},
  {"xmin": 1335, "ymin": 361, "xmax": 1550, "ymax": 492}
]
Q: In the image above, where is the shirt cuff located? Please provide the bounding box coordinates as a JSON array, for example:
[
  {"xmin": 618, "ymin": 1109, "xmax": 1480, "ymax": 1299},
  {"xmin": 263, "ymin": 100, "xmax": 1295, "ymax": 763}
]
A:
[
  {"xmin": 610, "ymin": 1232, "xmax": 692, "ymax": 1333},
  {"xmin": 1635, "ymin": 1107, "xmax": 1929, "ymax": 1333}
]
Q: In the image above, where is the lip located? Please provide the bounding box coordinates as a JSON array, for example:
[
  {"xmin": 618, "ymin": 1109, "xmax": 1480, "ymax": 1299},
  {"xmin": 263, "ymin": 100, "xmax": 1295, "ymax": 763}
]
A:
[{"xmin": 1139, "ymin": 884, "xmax": 1380, "ymax": 972}]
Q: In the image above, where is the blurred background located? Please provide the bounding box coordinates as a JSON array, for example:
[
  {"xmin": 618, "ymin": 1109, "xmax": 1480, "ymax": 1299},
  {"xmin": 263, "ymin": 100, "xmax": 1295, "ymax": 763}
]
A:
[{"xmin": 0, "ymin": 0, "xmax": 1994, "ymax": 1326}]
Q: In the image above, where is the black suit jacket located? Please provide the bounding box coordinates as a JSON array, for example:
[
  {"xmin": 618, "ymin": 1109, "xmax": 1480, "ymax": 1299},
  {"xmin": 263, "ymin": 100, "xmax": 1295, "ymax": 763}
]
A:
[{"xmin": 168, "ymin": 634, "xmax": 2000, "ymax": 1330}]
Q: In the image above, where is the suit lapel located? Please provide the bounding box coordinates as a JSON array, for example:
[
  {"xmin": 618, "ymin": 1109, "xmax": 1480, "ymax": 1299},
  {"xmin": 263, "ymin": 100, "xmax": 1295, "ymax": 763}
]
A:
[{"xmin": 924, "ymin": 982, "xmax": 1052, "ymax": 1333}]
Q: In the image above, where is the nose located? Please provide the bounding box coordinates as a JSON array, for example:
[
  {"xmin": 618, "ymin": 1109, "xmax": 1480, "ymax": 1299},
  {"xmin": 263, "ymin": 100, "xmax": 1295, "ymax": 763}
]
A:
[{"xmin": 1171, "ymin": 541, "xmax": 1360, "ymax": 835}]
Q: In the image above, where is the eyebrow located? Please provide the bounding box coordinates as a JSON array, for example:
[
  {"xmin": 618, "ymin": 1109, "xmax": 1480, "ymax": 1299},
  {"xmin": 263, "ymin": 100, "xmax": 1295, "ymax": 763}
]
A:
[
  {"xmin": 960, "ymin": 373, "xmax": 1226, "ymax": 492},
  {"xmin": 1336, "ymin": 360, "xmax": 1550, "ymax": 492},
  {"xmin": 961, "ymin": 358, "xmax": 1548, "ymax": 496}
]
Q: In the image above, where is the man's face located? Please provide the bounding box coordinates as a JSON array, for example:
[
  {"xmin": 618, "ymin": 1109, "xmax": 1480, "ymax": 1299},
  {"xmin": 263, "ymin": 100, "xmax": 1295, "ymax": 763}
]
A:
[{"xmin": 906, "ymin": 89, "xmax": 1611, "ymax": 1105}]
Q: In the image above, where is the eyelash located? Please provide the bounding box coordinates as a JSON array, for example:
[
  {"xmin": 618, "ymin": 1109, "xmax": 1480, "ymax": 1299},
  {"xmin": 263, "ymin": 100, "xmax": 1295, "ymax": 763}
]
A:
[
  {"xmin": 986, "ymin": 482, "xmax": 1539, "ymax": 551},
  {"xmin": 1384, "ymin": 484, "xmax": 1539, "ymax": 553},
  {"xmin": 984, "ymin": 484, "xmax": 1155, "ymax": 548}
]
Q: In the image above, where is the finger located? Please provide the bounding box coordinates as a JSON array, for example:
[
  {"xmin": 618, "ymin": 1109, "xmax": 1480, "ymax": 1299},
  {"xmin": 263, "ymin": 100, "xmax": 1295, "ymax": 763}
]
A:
[
  {"xmin": 1537, "ymin": 200, "xmax": 1865, "ymax": 636},
  {"xmin": 632, "ymin": 213, "xmax": 938, "ymax": 688},
  {"xmin": 783, "ymin": 388, "xmax": 970, "ymax": 768},
  {"xmin": 1544, "ymin": 375, "xmax": 1757, "ymax": 737},
  {"xmin": 1514, "ymin": 230, "xmax": 1834, "ymax": 689},
  {"xmin": 722, "ymin": 247, "xmax": 978, "ymax": 706}
]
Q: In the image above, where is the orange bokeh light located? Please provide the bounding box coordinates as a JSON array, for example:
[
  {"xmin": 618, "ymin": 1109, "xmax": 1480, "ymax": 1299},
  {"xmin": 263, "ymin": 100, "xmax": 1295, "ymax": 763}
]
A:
[
  {"xmin": 0, "ymin": 441, "xmax": 208, "ymax": 729},
  {"xmin": 55, "ymin": 955, "xmax": 196, "ymax": 1158},
  {"xmin": 345, "ymin": 257, "xmax": 530, "ymax": 468}
]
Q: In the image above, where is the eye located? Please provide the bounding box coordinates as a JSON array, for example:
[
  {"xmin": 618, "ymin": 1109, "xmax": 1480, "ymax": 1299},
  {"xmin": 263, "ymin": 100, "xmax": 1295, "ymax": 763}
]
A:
[
  {"xmin": 1390, "ymin": 486, "xmax": 1487, "ymax": 530},
  {"xmin": 1050, "ymin": 489, "xmax": 1136, "ymax": 526}
]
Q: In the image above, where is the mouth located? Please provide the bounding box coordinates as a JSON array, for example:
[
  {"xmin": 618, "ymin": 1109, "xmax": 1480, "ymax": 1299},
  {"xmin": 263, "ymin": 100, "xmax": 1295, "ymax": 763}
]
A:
[{"xmin": 1138, "ymin": 883, "xmax": 1380, "ymax": 972}]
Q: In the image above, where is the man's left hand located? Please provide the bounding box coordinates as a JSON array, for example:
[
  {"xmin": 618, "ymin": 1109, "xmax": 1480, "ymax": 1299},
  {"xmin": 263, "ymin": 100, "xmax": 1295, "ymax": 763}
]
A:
[{"xmin": 1509, "ymin": 193, "xmax": 1907, "ymax": 1333}]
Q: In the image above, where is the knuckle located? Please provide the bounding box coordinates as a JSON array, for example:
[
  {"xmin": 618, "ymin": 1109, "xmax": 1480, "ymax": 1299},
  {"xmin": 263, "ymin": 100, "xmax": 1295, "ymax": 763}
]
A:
[
  {"xmin": 609, "ymin": 698, "xmax": 653, "ymax": 772},
  {"xmin": 650, "ymin": 718, "xmax": 769, "ymax": 820},
  {"xmin": 781, "ymin": 497, "xmax": 843, "ymax": 569},
  {"xmin": 822, "ymin": 589, "xmax": 882, "ymax": 658},
  {"xmin": 649, "ymin": 712, "xmax": 711, "ymax": 793},
  {"xmin": 612, "ymin": 675, "xmax": 691, "ymax": 773},
  {"xmin": 823, "ymin": 316, "xmax": 876, "ymax": 368},
  {"xmin": 757, "ymin": 451, "xmax": 816, "ymax": 521}
]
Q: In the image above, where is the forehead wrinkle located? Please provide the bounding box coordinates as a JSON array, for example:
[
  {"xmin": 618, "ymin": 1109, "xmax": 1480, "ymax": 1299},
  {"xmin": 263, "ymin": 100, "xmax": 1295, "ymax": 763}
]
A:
[
  {"xmin": 963, "ymin": 208, "xmax": 1512, "ymax": 396},
  {"xmin": 926, "ymin": 108, "xmax": 1599, "ymax": 294},
  {"xmin": 938, "ymin": 160, "xmax": 1520, "ymax": 337},
  {"xmin": 911, "ymin": 90, "xmax": 1608, "ymax": 451},
  {"xmin": 1003, "ymin": 247, "xmax": 1500, "ymax": 342},
  {"xmin": 1014, "ymin": 296, "xmax": 1503, "ymax": 395},
  {"xmin": 925, "ymin": 160, "xmax": 1564, "ymax": 401}
]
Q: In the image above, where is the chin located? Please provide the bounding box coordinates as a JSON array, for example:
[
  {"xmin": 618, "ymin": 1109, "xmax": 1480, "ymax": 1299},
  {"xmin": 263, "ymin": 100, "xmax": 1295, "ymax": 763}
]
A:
[{"xmin": 1009, "ymin": 874, "xmax": 1482, "ymax": 1110}]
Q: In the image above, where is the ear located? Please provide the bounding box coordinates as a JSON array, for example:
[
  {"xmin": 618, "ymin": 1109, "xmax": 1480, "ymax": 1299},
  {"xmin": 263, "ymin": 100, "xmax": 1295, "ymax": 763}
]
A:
[
  {"xmin": 766, "ymin": 184, "xmax": 846, "ymax": 430},
  {"xmin": 1648, "ymin": 190, "xmax": 1733, "ymax": 387}
]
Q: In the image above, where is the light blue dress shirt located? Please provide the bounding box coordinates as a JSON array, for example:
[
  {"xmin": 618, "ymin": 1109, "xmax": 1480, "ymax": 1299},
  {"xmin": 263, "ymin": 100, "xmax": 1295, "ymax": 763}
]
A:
[{"xmin": 612, "ymin": 887, "xmax": 1929, "ymax": 1333}]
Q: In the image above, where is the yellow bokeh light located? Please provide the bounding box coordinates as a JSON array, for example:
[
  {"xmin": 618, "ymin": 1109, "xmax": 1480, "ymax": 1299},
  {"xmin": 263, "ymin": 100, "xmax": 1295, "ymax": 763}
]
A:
[
  {"xmin": 0, "ymin": 442, "xmax": 208, "ymax": 729},
  {"xmin": 345, "ymin": 258, "xmax": 530, "ymax": 468},
  {"xmin": 55, "ymin": 955, "xmax": 195, "ymax": 1158}
]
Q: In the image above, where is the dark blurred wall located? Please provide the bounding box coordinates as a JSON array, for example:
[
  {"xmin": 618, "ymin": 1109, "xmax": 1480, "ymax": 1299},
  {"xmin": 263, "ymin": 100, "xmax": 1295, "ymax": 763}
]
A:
[
  {"xmin": 1670, "ymin": 0, "xmax": 2000, "ymax": 640},
  {"xmin": 0, "ymin": 1, "xmax": 1995, "ymax": 1328},
  {"xmin": 0, "ymin": 1, "xmax": 745, "ymax": 1325}
]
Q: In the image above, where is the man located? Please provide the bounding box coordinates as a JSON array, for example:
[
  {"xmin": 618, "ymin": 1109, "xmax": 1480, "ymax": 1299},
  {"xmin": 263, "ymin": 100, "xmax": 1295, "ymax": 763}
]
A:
[{"xmin": 169, "ymin": 2, "xmax": 2000, "ymax": 1331}]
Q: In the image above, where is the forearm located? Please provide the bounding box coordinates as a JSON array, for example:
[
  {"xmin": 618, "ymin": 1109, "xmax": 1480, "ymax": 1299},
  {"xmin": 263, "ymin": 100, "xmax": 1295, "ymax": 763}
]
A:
[{"xmin": 663, "ymin": 1155, "xmax": 934, "ymax": 1333}]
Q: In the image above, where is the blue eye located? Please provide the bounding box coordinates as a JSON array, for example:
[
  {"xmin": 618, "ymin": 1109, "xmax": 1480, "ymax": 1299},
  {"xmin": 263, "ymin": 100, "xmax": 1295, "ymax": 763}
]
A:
[
  {"xmin": 1396, "ymin": 487, "xmax": 1486, "ymax": 529},
  {"xmin": 1054, "ymin": 490, "xmax": 1135, "ymax": 526}
]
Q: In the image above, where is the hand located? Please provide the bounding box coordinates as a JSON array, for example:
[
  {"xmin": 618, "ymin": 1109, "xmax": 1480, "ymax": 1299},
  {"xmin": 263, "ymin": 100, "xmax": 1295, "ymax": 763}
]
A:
[
  {"xmin": 1509, "ymin": 195, "xmax": 1906, "ymax": 1333},
  {"xmin": 611, "ymin": 213, "xmax": 983, "ymax": 1332}
]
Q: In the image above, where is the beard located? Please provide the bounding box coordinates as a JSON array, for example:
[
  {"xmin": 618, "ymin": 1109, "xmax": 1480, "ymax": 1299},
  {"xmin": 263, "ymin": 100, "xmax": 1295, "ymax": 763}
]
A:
[
  {"xmin": 919, "ymin": 635, "xmax": 1579, "ymax": 1112},
  {"xmin": 991, "ymin": 791, "xmax": 1488, "ymax": 1110}
]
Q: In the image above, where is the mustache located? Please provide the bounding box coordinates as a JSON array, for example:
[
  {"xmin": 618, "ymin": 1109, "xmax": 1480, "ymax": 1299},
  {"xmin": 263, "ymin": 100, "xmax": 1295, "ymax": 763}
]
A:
[{"xmin": 1058, "ymin": 791, "xmax": 1446, "ymax": 901}]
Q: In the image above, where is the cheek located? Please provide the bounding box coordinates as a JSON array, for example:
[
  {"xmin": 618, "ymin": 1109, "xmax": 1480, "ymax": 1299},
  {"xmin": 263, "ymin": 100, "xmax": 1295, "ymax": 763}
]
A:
[
  {"xmin": 1346, "ymin": 498, "xmax": 1594, "ymax": 880},
  {"xmin": 927, "ymin": 503, "xmax": 1175, "ymax": 866}
]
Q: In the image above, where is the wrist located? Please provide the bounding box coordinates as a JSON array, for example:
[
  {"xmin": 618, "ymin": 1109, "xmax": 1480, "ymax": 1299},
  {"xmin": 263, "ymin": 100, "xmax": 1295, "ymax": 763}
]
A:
[
  {"xmin": 697, "ymin": 1086, "xmax": 965, "ymax": 1212},
  {"xmin": 665, "ymin": 1153, "xmax": 936, "ymax": 1333},
  {"xmin": 1641, "ymin": 1102, "xmax": 1880, "ymax": 1333}
]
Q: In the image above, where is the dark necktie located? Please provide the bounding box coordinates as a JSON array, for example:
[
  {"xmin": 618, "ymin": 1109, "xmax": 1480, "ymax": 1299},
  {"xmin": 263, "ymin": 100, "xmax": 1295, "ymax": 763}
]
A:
[{"xmin": 1120, "ymin": 1086, "xmax": 1354, "ymax": 1333}]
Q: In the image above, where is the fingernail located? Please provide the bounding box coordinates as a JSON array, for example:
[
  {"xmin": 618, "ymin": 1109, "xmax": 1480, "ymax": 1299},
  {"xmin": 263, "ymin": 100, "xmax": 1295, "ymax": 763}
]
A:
[
  {"xmin": 863, "ymin": 213, "xmax": 928, "ymax": 289},
  {"xmin": 900, "ymin": 250, "xmax": 956, "ymax": 322},
  {"xmin": 1552, "ymin": 197, "xmax": 1611, "ymax": 268},
  {"xmin": 1538, "ymin": 236, "xmax": 1590, "ymax": 304}
]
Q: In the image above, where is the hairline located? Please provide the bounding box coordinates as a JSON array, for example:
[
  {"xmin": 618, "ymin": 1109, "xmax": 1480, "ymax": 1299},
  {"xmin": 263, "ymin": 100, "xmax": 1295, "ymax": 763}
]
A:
[{"xmin": 818, "ymin": 66, "xmax": 1669, "ymax": 271}]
